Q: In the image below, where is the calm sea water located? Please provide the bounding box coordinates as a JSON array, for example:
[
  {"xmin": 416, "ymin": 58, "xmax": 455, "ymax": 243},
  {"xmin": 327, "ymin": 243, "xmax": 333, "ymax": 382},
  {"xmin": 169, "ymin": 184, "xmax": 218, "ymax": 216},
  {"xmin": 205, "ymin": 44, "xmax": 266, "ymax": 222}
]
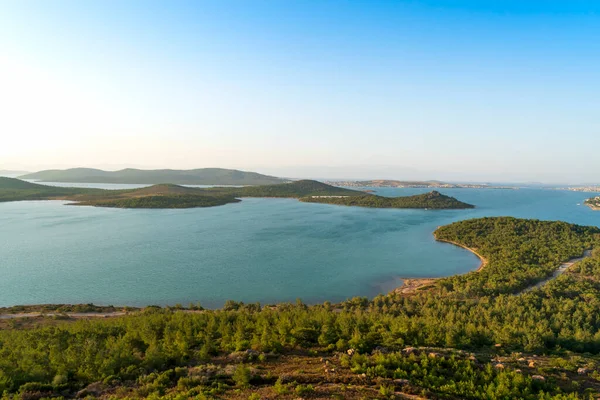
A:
[{"xmin": 1, "ymin": 186, "xmax": 599, "ymax": 308}]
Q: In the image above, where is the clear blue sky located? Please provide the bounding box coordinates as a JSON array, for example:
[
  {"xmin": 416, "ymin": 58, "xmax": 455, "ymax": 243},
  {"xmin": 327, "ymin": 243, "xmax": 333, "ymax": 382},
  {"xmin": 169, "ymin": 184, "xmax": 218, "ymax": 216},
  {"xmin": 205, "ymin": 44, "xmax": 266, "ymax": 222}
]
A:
[{"xmin": 1, "ymin": 1, "xmax": 598, "ymax": 182}]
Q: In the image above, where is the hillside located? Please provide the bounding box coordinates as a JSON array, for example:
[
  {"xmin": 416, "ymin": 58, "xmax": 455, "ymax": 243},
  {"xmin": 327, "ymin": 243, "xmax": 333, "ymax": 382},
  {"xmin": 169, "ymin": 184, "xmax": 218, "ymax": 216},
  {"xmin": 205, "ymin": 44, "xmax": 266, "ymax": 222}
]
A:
[
  {"xmin": 301, "ymin": 190, "xmax": 475, "ymax": 209},
  {"xmin": 20, "ymin": 167, "xmax": 287, "ymax": 185}
]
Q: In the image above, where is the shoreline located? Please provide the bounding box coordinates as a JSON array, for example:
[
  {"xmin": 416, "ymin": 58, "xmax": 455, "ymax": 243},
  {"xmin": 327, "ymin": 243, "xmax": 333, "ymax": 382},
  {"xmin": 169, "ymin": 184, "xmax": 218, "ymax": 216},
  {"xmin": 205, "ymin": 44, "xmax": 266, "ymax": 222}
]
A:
[{"xmin": 391, "ymin": 236, "xmax": 487, "ymax": 295}]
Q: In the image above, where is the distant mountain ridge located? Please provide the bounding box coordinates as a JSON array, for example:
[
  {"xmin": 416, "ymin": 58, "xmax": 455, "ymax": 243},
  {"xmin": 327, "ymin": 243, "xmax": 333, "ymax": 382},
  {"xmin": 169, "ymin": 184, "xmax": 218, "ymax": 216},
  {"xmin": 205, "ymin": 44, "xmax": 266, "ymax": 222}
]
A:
[
  {"xmin": 0, "ymin": 170, "xmax": 30, "ymax": 177},
  {"xmin": 20, "ymin": 168, "xmax": 287, "ymax": 185}
]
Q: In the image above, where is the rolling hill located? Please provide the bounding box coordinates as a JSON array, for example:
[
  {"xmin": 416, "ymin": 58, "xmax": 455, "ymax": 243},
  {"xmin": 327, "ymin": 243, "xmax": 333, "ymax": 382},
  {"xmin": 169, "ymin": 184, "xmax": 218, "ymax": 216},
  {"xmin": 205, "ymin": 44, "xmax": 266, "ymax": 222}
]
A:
[{"xmin": 20, "ymin": 168, "xmax": 287, "ymax": 185}]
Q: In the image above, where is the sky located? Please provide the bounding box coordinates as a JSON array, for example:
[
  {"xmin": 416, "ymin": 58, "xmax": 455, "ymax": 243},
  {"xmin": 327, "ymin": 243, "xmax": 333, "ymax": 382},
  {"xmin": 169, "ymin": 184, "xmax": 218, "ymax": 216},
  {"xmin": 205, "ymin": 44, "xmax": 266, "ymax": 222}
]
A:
[{"xmin": 0, "ymin": 1, "xmax": 598, "ymax": 183}]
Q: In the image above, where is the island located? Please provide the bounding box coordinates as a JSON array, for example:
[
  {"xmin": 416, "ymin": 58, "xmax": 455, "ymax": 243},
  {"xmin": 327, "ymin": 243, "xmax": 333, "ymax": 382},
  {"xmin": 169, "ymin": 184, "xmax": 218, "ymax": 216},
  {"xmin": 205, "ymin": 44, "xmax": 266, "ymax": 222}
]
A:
[
  {"xmin": 2, "ymin": 216, "xmax": 600, "ymax": 399},
  {"xmin": 585, "ymin": 196, "xmax": 600, "ymax": 210},
  {"xmin": 0, "ymin": 177, "xmax": 475, "ymax": 210},
  {"xmin": 20, "ymin": 167, "xmax": 287, "ymax": 185},
  {"xmin": 301, "ymin": 190, "xmax": 474, "ymax": 209}
]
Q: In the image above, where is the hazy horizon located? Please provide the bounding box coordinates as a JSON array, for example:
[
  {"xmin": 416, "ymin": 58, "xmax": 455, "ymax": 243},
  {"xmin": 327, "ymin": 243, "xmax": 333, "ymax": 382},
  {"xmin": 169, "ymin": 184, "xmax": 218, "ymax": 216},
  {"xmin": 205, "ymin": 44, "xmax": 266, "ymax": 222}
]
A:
[
  {"xmin": 2, "ymin": 163, "xmax": 598, "ymax": 185},
  {"xmin": 2, "ymin": 1, "xmax": 599, "ymax": 183}
]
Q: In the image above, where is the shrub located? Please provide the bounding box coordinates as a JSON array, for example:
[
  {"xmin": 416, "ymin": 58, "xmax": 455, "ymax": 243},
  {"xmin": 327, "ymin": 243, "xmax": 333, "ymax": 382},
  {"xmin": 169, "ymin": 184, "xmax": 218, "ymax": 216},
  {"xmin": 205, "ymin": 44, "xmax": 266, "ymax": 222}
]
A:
[{"xmin": 233, "ymin": 365, "xmax": 252, "ymax": 388}]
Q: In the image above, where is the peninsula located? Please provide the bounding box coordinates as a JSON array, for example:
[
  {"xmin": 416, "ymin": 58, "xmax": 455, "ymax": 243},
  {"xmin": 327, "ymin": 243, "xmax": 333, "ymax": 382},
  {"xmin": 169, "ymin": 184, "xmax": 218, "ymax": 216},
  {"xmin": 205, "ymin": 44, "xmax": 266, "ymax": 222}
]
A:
[
  {"xmin": 0, "ymin": 178, "xmax": 475, "ymax": 210},
  {"xmin": 585, "ymin": 196, "xmax": 600, "ymax": 210}
]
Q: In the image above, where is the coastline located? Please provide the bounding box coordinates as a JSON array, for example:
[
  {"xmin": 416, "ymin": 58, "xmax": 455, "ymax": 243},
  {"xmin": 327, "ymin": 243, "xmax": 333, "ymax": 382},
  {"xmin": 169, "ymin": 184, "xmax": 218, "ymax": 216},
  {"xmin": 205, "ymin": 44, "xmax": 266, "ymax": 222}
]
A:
[
  {"xmin": 433, "ymin": 237, "xmax": 488, "ymax": 272},
  {"xmin": 391, "ymin": 235, "xmax": 487, "ymax": 295}
]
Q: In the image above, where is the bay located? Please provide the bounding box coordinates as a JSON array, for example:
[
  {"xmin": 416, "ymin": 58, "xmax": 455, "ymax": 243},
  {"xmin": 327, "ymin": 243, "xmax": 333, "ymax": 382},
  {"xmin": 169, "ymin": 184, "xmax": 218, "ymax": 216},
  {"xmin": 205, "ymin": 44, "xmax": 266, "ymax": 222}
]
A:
[{"xmin": 0, "ymin": 186, "xmax": 598, "ymax": 308}]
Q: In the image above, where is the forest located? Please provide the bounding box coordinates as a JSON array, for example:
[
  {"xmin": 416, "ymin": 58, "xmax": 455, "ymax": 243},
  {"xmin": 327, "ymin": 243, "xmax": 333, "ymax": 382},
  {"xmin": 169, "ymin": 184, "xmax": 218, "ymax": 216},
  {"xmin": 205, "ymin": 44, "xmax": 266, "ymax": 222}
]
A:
[{"xmin": 1, "ymin": 217, "xmax": 600, "ymax": 399}]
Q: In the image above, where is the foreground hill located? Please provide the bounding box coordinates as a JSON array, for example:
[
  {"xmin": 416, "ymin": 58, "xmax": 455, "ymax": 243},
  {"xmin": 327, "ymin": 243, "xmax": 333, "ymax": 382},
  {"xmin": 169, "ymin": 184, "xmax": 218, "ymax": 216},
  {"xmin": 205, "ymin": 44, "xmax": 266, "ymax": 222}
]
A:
[
  {"xmin": 20, "ymin": 167, "xmax": 286, "ymax": 185},
  {"xmin": 301, "ymin": 190, "xmax": 475, "ymax": 209},
  {"xmin": 1, "ymin": 217, "xmax": 600, "ymax": 399}
]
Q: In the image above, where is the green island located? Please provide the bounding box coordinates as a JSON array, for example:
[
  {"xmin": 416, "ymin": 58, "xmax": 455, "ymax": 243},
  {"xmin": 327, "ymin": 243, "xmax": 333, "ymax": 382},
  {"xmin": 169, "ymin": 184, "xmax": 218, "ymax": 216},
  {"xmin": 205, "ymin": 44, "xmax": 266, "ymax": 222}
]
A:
[
  {"xmin": 585, "ymin": 197, "xmax": 600, "ymax": 210},
  {"xmin": 301, "ymin": 190, "xmax": 474, "ymax": 209},
  {"xmin": 0, "ymin": 178, "xmax": 474, "ymax": 210},
  {"xmin": 2, "ymin": 217, "xmax": 600, "ymax": 399},
  {"xmin": 19, "ymin": 168, "xmax": 286, "ymax": 186}
]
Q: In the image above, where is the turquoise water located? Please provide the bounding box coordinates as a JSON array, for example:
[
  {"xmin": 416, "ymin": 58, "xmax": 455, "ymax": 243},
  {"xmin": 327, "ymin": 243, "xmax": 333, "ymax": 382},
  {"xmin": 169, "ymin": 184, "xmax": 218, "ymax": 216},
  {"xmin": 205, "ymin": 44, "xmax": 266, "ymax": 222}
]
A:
[{"xmin": 1, "ymin": 187, "xmax": 599, "ymax": 308}]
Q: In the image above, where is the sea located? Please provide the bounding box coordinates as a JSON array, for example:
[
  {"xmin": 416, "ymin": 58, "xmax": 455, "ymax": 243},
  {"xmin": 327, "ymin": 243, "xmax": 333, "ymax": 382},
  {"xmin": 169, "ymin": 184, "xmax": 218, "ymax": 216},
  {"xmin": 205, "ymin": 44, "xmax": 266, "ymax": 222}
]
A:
[{"xmin": 1, "ymin": 183, "xmax": 599, "ymax": 308}]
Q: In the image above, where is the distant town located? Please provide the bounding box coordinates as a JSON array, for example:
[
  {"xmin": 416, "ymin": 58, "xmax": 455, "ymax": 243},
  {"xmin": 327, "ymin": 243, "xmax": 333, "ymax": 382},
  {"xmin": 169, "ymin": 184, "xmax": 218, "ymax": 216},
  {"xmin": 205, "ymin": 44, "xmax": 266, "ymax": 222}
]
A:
[
  {"xmin": 560, "ymin": 186, "xmax": 600, "ymax": 193},
  {"xmin": 325, "ymin": 179, "xmax": 518, "ymax": 189}
]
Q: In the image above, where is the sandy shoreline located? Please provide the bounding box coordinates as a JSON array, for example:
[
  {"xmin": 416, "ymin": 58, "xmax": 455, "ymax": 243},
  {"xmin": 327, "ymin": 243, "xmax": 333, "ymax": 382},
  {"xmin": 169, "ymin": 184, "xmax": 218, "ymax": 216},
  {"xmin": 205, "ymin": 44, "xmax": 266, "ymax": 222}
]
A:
[{"xmin": 392, "ymin": 236, "xmax": 487, "ymax": 295}]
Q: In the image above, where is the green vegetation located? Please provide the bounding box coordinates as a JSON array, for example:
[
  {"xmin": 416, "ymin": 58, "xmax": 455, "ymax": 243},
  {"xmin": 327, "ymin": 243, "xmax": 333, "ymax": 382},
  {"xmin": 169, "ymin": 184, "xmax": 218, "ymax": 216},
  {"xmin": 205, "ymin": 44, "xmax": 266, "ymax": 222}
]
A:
[
  {"xmin": 302, "ymin": 190, "xmax": 475, "ymax": 209},
  {"xmin": 435, "ymin": 217, "xmax": 599, "ymax": 296},
  {"xmin": 20, "ymin": 167, "xmax": 286, "ymax": 185},
  {"xmin": 1, "ymin": 217, "xmax": 600, "ymax": 398}
]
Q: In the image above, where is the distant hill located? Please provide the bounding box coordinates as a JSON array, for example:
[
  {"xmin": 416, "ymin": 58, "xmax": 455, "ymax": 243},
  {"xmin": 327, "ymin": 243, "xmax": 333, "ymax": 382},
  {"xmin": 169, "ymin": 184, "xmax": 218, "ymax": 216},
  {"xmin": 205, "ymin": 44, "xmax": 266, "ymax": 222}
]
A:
[{"xmin": 20, "ymin": 168, "xmax": 287, "ymax": 185}]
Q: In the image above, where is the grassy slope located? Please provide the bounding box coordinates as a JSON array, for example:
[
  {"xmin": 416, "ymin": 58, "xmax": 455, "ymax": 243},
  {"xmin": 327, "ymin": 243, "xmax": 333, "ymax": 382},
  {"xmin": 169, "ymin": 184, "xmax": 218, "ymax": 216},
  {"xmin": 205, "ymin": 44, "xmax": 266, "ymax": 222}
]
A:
[{"xmin": 20, "ymin": 167, "xmax": 286, "ymax": 185}]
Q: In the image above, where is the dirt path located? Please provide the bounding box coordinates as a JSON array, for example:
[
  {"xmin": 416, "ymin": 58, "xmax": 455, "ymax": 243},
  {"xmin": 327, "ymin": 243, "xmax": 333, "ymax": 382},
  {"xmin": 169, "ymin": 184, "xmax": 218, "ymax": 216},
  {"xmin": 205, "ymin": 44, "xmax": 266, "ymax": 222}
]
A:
[
  {"xmin": 0, "ymin": 311, "xmax": 128, "ymax": 320},
  {"xmin": 519, "ymin": 250, "xmax": 593, "ymax": 294}
]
